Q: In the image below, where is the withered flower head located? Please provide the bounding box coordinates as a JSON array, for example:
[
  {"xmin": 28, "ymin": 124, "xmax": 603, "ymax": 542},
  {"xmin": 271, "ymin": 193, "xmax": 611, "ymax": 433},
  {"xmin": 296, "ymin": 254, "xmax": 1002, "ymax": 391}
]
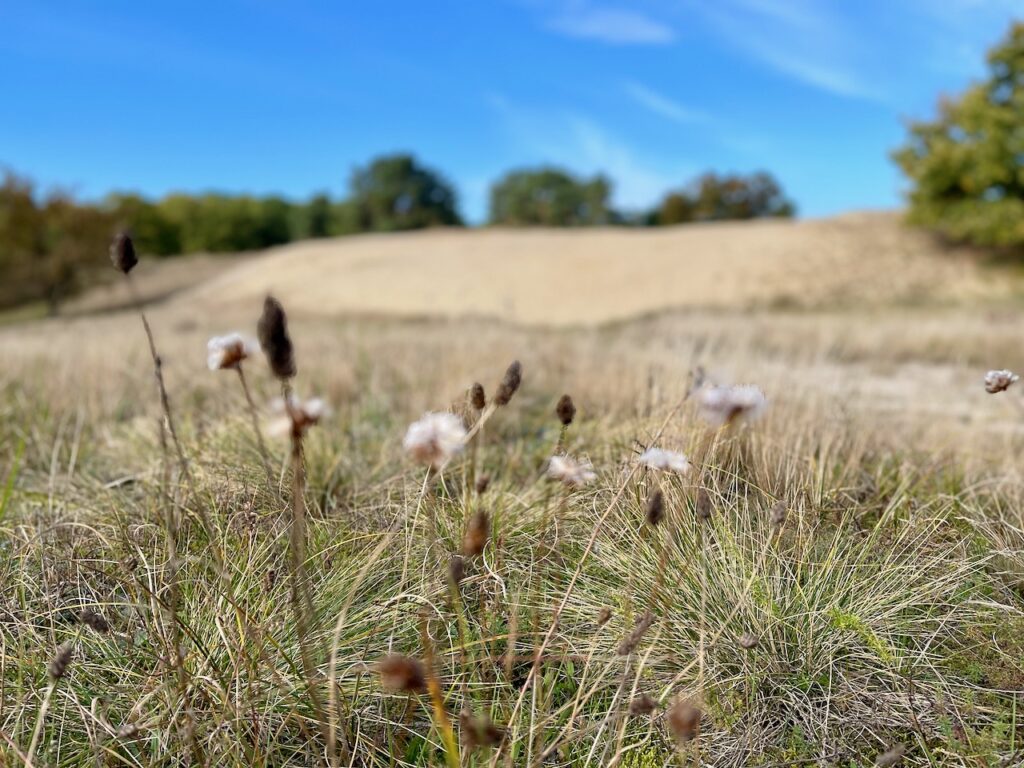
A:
[
  {"xmin": 629, "ymin": 694, "xmax": 658, "ymax": 716},
  {"xmin": 110, "ymin": 232, "xmax": 138, "ymax": 274},
  {"xmin": 459, "ymin": 709, "xmax": 505, "ymax": 751},
  {"xmin": 475, "ymin": 474, "xmax": 491, "ymax": 495},
  {"xmin": 470, "ymin": 382, "xmax": 487, "ymax": 410},
  {"xmin": 645, "ymin": 489, "xmax": 665, "ymax": 527},
  {"xmin": 448, "ymin": 555, "xmax": 465, "ymax": 586},
  {"xmin": 738, "ymin": 633, "xmax": 758, "ymax": 650},
  {"xmin": 547, "ymin": 455, "xmax": 596, "ymax": 487},
  {"xmin": 984, "ymin": 369, "xmax": 1018, "ymax": 394},
  {"xmin": 463, "ymin": 509, "xmax": 490, "ymax": 557},
  {"xmin": 268, "ymin": 394, "xmax": 327, "ymax": 438},
  {"xmin": 638, "ymin": 447, "xmax": 691, "ymax": 475},
  {"xmin": 769, "ymin": 500, "xmax": 787, "ymax": 528},
  {"xmin": 698, "ymin": 384, "xmax": 767, "ymax": 428},
  {"xmin": 377, "ymin": 653, "xmax": 426, "ymax": 693},
  {"xmin": 596, "ymin": 607, "xmax": 612, "ymax": 626},
  {"xmin": 79, "ymin": 609, "xmax": 110, "ymax": 634},
  {"xmin": 555, "ymin": 394, "xmax": 576, "ymax": 426},
  {"xmin": 493, "ymin": 360, "xmax": 522, "ymax": 406},
  {"xmin": 207, "ymin": 333, "xmax": 256, "ymax": 371},
  {"xmin": 403, "ymin": 412, "xmax": 467, "ymax": 470},
  {"xmin": 668, "ymin": 700, "xmax": 702, "ymax": 743},
  {"xmin": 875, "ymin": 744, "xmax": 907, "ymax": 767},
  {"xmin": 695, "ymin": 488, "xmax": 712, "ymax": 521},
  {"xmin": 617, "ymin": 610, "xmax": 655, "ymax": 656},
  {"xmin": 49, "ymin": 642, "xmax": 74, "ymax": 680},
  {"xmin": 257, "ymin": 296, "xmax": 296, "ymax": 380}
]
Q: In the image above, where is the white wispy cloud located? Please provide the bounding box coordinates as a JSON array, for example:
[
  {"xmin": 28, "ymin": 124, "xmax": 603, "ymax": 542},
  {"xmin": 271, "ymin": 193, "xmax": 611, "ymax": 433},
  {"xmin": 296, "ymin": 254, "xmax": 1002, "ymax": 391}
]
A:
[
  {"xmin": 485, "ymin": 94, "xmax": 688, "ymax": 211},
  {"xmin": 546, "ymin": 4, "xmax": 674, "ymax": 45},
  {"xmin": 621, "ymin": 80, "xmax": 711, "ymax": 125}
]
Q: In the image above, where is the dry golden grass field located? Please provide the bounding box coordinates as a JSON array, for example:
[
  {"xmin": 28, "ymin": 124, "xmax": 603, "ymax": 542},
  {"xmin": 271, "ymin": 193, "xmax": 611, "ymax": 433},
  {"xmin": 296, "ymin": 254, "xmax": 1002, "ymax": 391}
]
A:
[{"xmin": 3, "ymin": 215, "xmax": 1024, "ymax": 767}]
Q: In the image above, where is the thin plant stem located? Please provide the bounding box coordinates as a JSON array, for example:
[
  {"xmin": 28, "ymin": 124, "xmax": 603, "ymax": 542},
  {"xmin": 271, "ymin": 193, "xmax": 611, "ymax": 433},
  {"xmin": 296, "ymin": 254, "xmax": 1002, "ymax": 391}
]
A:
[{"xmin": 236, "ymin": 365, "xmax": 276, "ymax": 495}]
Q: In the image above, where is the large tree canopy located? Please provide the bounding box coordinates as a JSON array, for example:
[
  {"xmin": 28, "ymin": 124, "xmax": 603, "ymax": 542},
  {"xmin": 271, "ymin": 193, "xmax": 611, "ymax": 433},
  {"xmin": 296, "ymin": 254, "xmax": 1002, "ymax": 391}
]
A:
[
  {"xmin": 349, "ymin": 154, "xmax": 462, "ymax": 231},
  {"xmin": 488, "ymin": 168, "xmax": 612, "ymax": 226},
  {"xmin": 893, "ymin": 22, "xmax": 1024, "ymax": 248}
]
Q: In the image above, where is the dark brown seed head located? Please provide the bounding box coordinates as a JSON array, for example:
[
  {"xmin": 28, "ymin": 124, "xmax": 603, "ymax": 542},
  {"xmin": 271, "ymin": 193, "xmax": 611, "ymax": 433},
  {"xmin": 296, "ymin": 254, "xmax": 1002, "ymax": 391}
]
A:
[
  {"xmin": 555, "ymin": 394, "xmax": 576, "ymax": 426},
  {"xmin": 493, "ymin": 360, "xmax": 522, "ymax": 406},
  {"xmin": 470, "ymin": 382, "xmax": 486, "ymax": 410},
  {"xmin": 737, "ymin": 633, "xmax": 758, "ymax": 650},
  {"xmin": 770, "ymin": 500, "xmax": 787, "ymax": 528},
  {"xmin": 377, "ymin": 653, "xmax": 426, "ymax": 693},
  {"xmin": 667, "ymin": 700, "xmax": 702, "ymax": 743},
  {"xmin": 448, "ymin": 555, "xmax": 465, "ymax": 586},
  {"xmin": 79, "ymin": 609, "xmax": 110, "ymax": 634},
  {"xmin": 629, "ymin": 694, "xmax": 658, "ymax": 716},
  {"xmin": 475, "ymin": 474, "xmax": 491, "ymax": 495},
  {"xmin": 645, "ymin": 489, "xmax": 665, "ymax": 527},
  {"xmin": 49, "ymin": 642, "xmax": 73, "ymax": 680},
  {"xmin": 257, "ymin": 296, "xmax": 296, "ymax": 380},
  {"xmin": 596, "ymin": 607, "xmax": 612, "ymax": 626},
  {"xmin": 617, "ymin": 610, "xmax": 655, "ymax": 656},
  {"xmin": 460, "ymin": 709, "xmax": 505, "ymax": 751},
  {"xmin": 695, "ymin": 488, "xmax": 712, "ymax": 521},
  {"xmin": 110, "ymin": 232, "xmax": 138, "ymax": 274},
  {"xmin": 463, "ymin": 509, "xmax": 490, "ymax": 557},
  {"xmin": 875, "ymin": 744, "xmax": 906, "ymax": 767}
]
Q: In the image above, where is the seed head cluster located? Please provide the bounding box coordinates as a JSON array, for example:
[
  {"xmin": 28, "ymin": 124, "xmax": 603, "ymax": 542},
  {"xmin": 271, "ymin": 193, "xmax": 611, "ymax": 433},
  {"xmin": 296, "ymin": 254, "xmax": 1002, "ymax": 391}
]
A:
[
  {"xmin": 109, "ymin": 232, "xmax": 138, "ymax": 274},
  {"xmin": 257, "ymin": 296, "xmax": 297, "ymax": 380},
  {"xmin": 377, "ymin": 654, "xmax": 427, "ymax": 693},
  {"xmin": 207, "ymin": 333, "xmax": 256, "ymax": 371},
  {"xmin": 984, "ymin": 369, "xmax": 1018, "ymax": 394},
  {"xmin": 547, "ymin": 454, "xmax": 596, "ymax": 487},
  {"xmin": 493, "ymin": 360, "xmax": 522, "ymax": 406},
  {"xmin": 403, "ymin": 412, "xmax": 467, "ymax": 470},
  {"xmin": 698, "ymin": 384, "xmax": 767, "ymax": 427},
  {"xmin": 555, "ymin": 394, "xmax": 576, "ymax": 426}
]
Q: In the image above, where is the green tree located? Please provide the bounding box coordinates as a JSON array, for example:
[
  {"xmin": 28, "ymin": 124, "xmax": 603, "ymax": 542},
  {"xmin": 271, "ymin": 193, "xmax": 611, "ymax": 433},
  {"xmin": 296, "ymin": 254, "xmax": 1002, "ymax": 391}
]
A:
[
  {"xmin": 689, "ymin": 172, "xmax": 795, "ymax": 221},
  {"xmin": 488, "ymin": 167, "xmax": 612, "ymax": 226},
  {"xmin": 655, "ymin": 192, "xmax": 695, "ymax": 225},
  {"xmin": 106, "ymin": 193, "xmax": 181, "ymax": 256},
  {"xmin": 349, "ymin": 154, "xmax": 461, "ymax": 231},
  {"xmin": 893, "ymin": 22, "xmax": 1024, "ymax": 248}
]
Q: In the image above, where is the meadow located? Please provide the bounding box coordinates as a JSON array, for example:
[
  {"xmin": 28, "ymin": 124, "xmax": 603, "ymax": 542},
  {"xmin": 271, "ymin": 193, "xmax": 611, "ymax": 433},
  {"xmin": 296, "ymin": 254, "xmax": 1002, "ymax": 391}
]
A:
[{"xmin": 2, "ymin": 218, "xmax": 1024, "ymax": 767}]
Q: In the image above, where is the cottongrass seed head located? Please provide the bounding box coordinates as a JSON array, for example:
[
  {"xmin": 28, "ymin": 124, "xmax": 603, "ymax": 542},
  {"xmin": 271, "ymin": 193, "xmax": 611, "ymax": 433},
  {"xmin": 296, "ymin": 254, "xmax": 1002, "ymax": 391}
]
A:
[
  {"xmin": 109, "ymin": 232, "xmax": 138, "ymax": 274},
  {"xmin": 463, "ymin": 509, "xmax": 490, "ymax": 557},
  {"xmin": 617, "ymin": 610, "xmax": 655, "ymax": 655},
  {"xmin": 629, "ymin": 694, "xmax": 657, "ymax": 716},
  {"xmin": 403, "ymin": 412, "xmax": 467, "ymax": 470},
  {"xmin": 207, "ymin": 333, "xmax": 257, "ymax": 371},
  {"xmin": 547, "ymin": 454, "xmax": 596, "ymax": 487},
  {"xmin": 638, "ymin": 447, "xmax": 691, "ymax": 475},
  {"xmin": 596, "ymin": 607, "xmax": 613, "ymax": 626},
  {"xmin": 470, "ymin": 382, "xmax": 486, "ymax": 410},
  {"xmin": 645, "ymin": 489, "xmax": 665, "ymax": 526},
  {"xmin": 984, "ymin": 369, "xmax": 1019, "ymax": 394},
  {"xmin": 459, "ymin": 709, "xmax": 505, "ymax": 751},
  {"xmin": 698, "ymin": 383, "xmax": 767, "ymax": 427},
  {"xmin": 257, "ymin": 295, "xmax": 296, "ymax": 380},
  {"xmin": 269, "ymin": 394, "xmax": 327, "ymax": 438},
  {"xmin": 668, "ymin": 699, "xmax": 702, "ymax": 743},
  {"xmin": 494, "ymin": 360, "xmax": 522, "ymax": 406},
  {"xmin": 875, "ymin": 744, "xmax": 907, "ymax": 767},
  {"xmin": 377, "ymin": 654, "xmax": 427, "ymax": 693},
  {"xmin": 49, "ymin": 642, "xmax": 74, "ymax": 680}
]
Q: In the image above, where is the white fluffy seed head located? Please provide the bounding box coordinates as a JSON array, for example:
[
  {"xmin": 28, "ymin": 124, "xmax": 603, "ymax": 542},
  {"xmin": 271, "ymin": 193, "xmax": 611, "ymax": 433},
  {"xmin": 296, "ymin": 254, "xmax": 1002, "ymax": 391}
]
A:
[
  {"xmin": 984, "ymin": 369, "xmax": 1019, "ymax": 394},
  {"xmin": 637, "ymin": 447, "xmax": 691, "ymax": 475},
  {"xmin": 547, "ymin": 455, "xmax": 597, "ymax": 487},
  {"xmin": 698, "ymin": 384, "xmax": 767, "ymax": 427},
  {"xmin": 268, "ymin": 395, "xmax": 327, "ymax": 438},
  {"xmin": 207, "ymin": 333, "xmax": 257, "ymax": 371},
  {"xmin": 403, "ymin": 412, "xmax": 467, "ymax": 469}
]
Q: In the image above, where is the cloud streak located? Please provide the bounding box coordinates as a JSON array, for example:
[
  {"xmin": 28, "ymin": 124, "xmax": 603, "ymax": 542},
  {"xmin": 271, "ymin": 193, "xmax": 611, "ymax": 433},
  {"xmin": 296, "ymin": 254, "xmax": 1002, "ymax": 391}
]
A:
[
  {"xmin": 621, "ymin": 80, "xmax": 711, "ymax": 125},
  {"xmin": 545, "ymin": 4, "xmax": 674, "ymax": 45}
]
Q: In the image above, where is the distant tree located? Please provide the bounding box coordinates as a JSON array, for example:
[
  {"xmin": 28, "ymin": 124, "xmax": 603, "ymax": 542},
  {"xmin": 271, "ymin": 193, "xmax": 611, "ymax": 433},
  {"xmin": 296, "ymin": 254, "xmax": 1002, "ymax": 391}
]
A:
[
  {"xmin": 291, "ymin": 193, "xmax": 332, "ymax": 239},
  {"xmin": 106, "ymin": 193, "xmax": 181, "ymax": 256},
  {"xmin": 0, "ymin": 173, "xmax": 44, "ymax": 306},
  {"xmin": 349, "ymin": 154, "xmax": 461, "ymax": 231},
  {"xmin": 488, "ymin": 167, "xmax": 612, "ymax": 226},
  {"xmin": 893, "ymin": 22, "xmax": 1024, "ymax": 248},
  {"xmin": 38, "ymin": 194, "xmax": 113, "ymax": 314},
  {"xmin": 689, "ymin": 172, "xmax": 795, "ymax": 221},
  {"xmin": 656, "ymin": 192, "xmax": 695, "ymax": 225}
]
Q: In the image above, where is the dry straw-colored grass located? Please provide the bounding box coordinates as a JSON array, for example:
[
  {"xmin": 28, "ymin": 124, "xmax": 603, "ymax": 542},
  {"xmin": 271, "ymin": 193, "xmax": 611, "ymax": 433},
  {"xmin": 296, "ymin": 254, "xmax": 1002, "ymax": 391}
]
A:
[{"xmin": 2, "ymin": 223, "xmax": 1024, "ymax": 766}]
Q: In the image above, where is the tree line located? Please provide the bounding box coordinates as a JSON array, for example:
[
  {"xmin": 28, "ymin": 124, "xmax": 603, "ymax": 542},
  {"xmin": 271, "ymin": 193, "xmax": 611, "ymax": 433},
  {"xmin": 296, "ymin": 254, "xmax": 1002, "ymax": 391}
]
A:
[{"xmin": 0, "ymin": 156, "xmax": 795, "ymax": 312}]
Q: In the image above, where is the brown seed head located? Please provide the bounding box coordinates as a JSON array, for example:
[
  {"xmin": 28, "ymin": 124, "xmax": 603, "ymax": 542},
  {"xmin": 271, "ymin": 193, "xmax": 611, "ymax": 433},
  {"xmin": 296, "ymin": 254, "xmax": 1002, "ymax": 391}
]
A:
[
  {"xmin": 645, "ymin": 489, "xmax": 665, "ymax": 527},
  {"xmin": 875, "ymin": 744, "xmax": 906, "ymax": 767},
  {"xmin": 49, "ymin": 642, "xmax": 74, "ymax": 680},
  {"xmin": 667, "ymin": 700, "xmax": 702, "ymax": 743},
  {"xmin": 738, "ymin": 633, "xmax": 758, "ymax": 650},
  {"xmin": 555, "ymin": 394, "xmax": 576, "ymax": 426},
  {"xmin": 629, "ymin": 694, "xmax": 658, "ymax": 716},
  {"xmin": 695, "ymin": 488, "xmax": 712, "ymax": 521},
  {"xmin": 493, "ymin": 360, "xmax": 522, "ymax": 406},
  {"xmin": 770, "ymin": 500, "xmax": 787, "ymax": 528},
  {"xmin": 470, "ymin": 382, "xmax": 486, "ymax": 410},
  {"xmin": 596, "ymin": 607, "xmax": 612, "ymax": 626},
  {"xmin": 459, "ymin": 709, "xmax": 505, "ymax": 751},
  {"xmin": 617, "ymin": 610, "xmax": 655, "ymax": 655},
  {"xmin": 377, "ymin": 653, "xmax": 426, "ymax": 693},
  {"xmin": 79, "ymin": 609, "xmax": 110, "ymax": 634},
  {"xmin": 448, "ymin": 555, "xmax": 465, "ymax": 586},
  {"xmin": 257, "ymin": 296, "xmax": 296, "ymax": 380},
  {"xmin": 475, "ymin": 474, "xmax": 491, "ymax": 495},
  {"xmin": 116, "ymin": 723, "xmax": 141, "ymax": 740},
  {"xmin": 109, "ymin": 232, "xmax": 138, "ymax": 274},
  {"xmin": 463, "ymin": 509, "xmax": 490, "ymax": 557}
]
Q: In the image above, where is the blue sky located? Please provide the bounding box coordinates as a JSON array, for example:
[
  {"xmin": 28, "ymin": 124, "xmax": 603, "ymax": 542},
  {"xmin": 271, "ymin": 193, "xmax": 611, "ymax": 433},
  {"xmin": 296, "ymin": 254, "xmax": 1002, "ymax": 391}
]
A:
[{"xmin": 0, "ymin": 0, "xmax": 1019, "ymax": 222}]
